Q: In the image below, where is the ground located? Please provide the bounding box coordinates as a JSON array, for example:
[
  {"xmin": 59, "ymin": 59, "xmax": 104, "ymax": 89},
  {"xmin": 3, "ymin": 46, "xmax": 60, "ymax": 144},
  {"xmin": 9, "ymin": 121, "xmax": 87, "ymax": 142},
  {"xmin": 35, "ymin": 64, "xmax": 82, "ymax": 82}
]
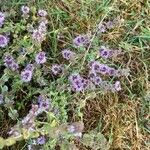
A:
[{"xmin": 0, "ymin": 0, "xmax": 149, "ymax": 150}]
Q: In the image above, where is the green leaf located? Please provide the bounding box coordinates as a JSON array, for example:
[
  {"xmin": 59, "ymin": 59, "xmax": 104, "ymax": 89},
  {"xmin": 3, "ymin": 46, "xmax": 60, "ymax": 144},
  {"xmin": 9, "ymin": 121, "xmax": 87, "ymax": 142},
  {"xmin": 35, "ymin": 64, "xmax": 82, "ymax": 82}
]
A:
[
  {"xmin": 5, "ymin": 137, "xmax": 16, "ymax": 146},
  {"xmin": 0, "ymin": 137, "xmax": 4, "ymax": 149},
  {"xmin": 22, "ymin": 129, "xmax": 30, "ymax": 139},
  {"xmin": 60, "ymin": 141, "xmax": 79, "ymax": 150},
  {"xmin": 82, "ymin": 131, "xmax": 109, "ymax": 150}
]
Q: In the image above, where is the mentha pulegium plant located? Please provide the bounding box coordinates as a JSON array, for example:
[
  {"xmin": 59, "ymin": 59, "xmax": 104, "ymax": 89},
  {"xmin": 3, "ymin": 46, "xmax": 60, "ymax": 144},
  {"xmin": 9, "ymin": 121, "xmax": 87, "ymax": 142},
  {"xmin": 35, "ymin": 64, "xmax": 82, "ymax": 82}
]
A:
[{"xmin": 0, "ymin": 4, "xmax": 130, "ymax": 150}]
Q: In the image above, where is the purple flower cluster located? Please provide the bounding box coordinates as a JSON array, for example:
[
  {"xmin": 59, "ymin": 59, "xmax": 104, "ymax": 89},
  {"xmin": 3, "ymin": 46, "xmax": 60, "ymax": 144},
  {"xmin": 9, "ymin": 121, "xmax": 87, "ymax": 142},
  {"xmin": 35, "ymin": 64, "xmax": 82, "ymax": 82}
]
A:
[
  {"xmin": 25, "ymin": 64, "xmax": 34, "ymax": 71},
  {"xmin": 21, "ymin": 6, "xmax": 30, "ymax": 15},
  {"xmin": 38, "ymin": 10, "xmax": 47, "ymax": 17},
  {"xmin": 113, "ymin": 81, "xmax": 121, "ymax": 91},
  {"xmin": 38, "ymin": 21, "xmax": 47, "ymax": 33},
  {"xmin": 98, "ymin": 24, "xmax": 106, "ymax": 33},
  {"xmin": 37, "ymin": 95, "xmax": 51, "ymax": 112},
  {"xmin": 36, "ymin": 136, "xmax": 46, "ymax": 145},
  {"xmin": 99, "ymin": 46, "xmax": 113, "ymax": 58},
  {"xmin": 89, "ymin": 61, "xmax": 121, "ymax": 77},
  {"xmin": 67, "ymin": 125, "xmax": 76, "ymax": 133},
  {"xmin": 98, "ymin": 20, "xmax": 115, "ymax": 33},
  {"xmin": 88, "ymin": 71, "xmax": 102, "ymax": 86},
  {"xmin": 73, "ymin": 35, "xmax": 90, "ymax": 47},
  {"xmin": 35, "ymin": 51, "xmax": 46, "ymax": 64},
  {"xmin": 0, "ymin": 12, "xmax": 5, "ymax": 27},
  {"xmin": 51, "ymin": 64, "xmax": 64, "ymax": 76},
  {"xmin": 21, "ymin": 64, "xmax": 34, "ymax": 82},
  {"xmin": 32, "ymin": 19, "xmax": 48, "ymax": 43},
  {"xmin": 4, "ymin": 55, "xmax": 19, "ymax": 71},
  {"xmin": 99, "ymin": 46, "xmax": 122, "ymax": 59},
  {"xmin": 87, "ymin": 61, "xmax": 122, "ymax": 91},
  {"xmin": 32, "ymin": 29, "xmax": 46, "ymax": 43},
  {"xmin": 89, "ymin": 61, "xmax": 108, "ymax": 75},
  {"xmin": 69, "ymin": 73, "xmax": 89, "ymax": 92},
  {"xmin": 0, "ymin": 35, "xmax": 9, "ymax": 48},
  {"xmin": 62, "ymin": 49, "xmax": 75, "ymax": 60}
]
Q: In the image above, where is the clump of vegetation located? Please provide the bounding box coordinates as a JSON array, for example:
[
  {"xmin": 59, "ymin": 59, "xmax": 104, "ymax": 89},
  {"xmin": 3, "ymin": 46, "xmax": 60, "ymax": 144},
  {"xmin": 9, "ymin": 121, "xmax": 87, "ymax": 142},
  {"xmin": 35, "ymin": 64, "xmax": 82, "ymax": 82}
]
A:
[{"xmin": 0, "ymin": 0, "xmax": 149, "ymax": 150}]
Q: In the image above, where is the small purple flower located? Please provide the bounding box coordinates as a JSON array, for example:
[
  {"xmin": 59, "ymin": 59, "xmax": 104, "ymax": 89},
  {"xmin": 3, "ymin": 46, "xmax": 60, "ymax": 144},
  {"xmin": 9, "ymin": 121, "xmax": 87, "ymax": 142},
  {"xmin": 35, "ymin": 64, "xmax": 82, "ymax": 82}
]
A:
[
  {"xmin": 4, "ymin": 55, "xmax": 19, "ymax": 71},
  {"xmin": 32, "ymin": 29, "xmax": 46, "ymax": 43},
  {"xmin": 4, "ymin": 55, "xmax": 14, "ymax": 67},
  {"xmin": 0, "ymin": 35, "xmax": 9, "ymax": 48},
  {"xmin": 90, "ymin": 61, "xmax": 101, "ymax": 72},
  {"xmin": 90, "ymin": 61, "xmax": 109, "ymax": 75},
  {"xmin": 92, "ymin": 76, "xmax": 102, "ymax": 86},
  {"xmin": 105, "ymin": 21, "xmax": 114, "ymax": 29},
  {"xmin": 114, "ymin": 81, "xmax": 121, "ymax": 91},
  {"xmin": 69, "ymin": 73, "xmax": 88, "ymax": 92},
  {"xmin": 71, "ymin": 79, "xmax": 84, "ymax": 92},
  {"xmin": 106, "ymin": 67, "xmax": 117, "ymax": 76},
  {"xmin": 62, "ymin": 49, "xmax": 75, "ymax": 60},
  {"xmin": 0, "ymin": 12, "xmax": 5, "ymax": 27},
  {"xmin": 38, "ymin": 22, "xmax": 47, "ymax": 33},
  {"xmin": 38, "ymin": 10, "xmax": 47, "ymax": 17},
  {"xmin": 98, "ymin": 23, "xmax": 106, "ymax": 33},
  {"xmin": 37, "ymin": 136, "xmax": 46, "ymax": 145},
  {"xmin": 35, "ymin": 51, "xmax": 46, "ymax": 64},
  {"xmin": 73, "ymin": 35, "xmax": 90, "ymax": 47},
  {"xmin": 69, "ymin": 73, "xmax": 81, "ymax": 82},
  {"xmin": 11, "ymin": 62, "xmax": 19, "ymax": 71},
  {"xmin": 98, "ymin": 64, "xmax": 110, "ymax": 75},
  {"xmin": 38, "ymin": 95, "xmax": 50, "ymax": 111},
  {"xmin": 89, "ymin": 70, "xmax": 102, "ymax": 86},
  {"xmin": 21, "ymin": 70, "xmax": 32, "ymax": 82},
  {"xmin": 88, "ymin": 71, "xmax": 97, "ymax": 80},
  {"xmin": 25, "ymin": 64, "xmax": 34, "ymax": 72},
  {"xmin": 99, "ymin": 46, "xmax": 113, "ymax": 59},
  {"xmin": 51, "ymin": 64, "xmax": 63, "ymax": 75},
  {"xmin": 21, "ymin": 6, "xmax": 30, "ymax": 14},
  {"xmin": 68, "ymin": 125, "xmax": 75, "ymax": 133},
  {"xmin": 0, "ymin": 94, "xmax": 4, "ymax": 105}
]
